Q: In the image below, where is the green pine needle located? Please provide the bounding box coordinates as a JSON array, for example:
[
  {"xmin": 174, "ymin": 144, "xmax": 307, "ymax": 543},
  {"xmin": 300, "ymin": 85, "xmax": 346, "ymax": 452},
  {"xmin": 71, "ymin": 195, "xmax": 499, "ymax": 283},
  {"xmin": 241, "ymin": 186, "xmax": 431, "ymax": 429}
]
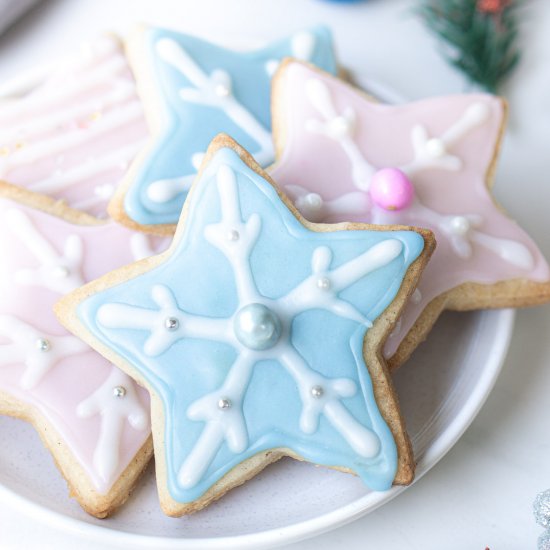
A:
[{"xmin": 418, "ymin": 0, "xmax": 522, "ymax": 93}]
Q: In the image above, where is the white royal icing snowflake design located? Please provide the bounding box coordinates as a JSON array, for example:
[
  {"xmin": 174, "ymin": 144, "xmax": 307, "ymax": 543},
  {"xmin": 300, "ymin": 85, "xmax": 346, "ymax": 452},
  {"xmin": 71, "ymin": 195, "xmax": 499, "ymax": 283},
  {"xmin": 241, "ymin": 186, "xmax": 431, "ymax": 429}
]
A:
[
  {"xmin": 97, "ymin": 162, "xmax": 405, "ymax": 490},
  {"xmin": 6, "ymin": 209, "xmax": 85, "ymax": 293},
  {"xmin": 146, "ymin": 38, "xmax": 274, "ymax": 205},
  {"xmin": 298, "ymin": 78, "xmax": 534, "ymax": 269},
  {"xmin": 76, "ymin": 368, "xmax": 149, "ymax": 486},
  {"xmin": 0, "ymin": 314, "xmax": 89, "ymax": 390}
]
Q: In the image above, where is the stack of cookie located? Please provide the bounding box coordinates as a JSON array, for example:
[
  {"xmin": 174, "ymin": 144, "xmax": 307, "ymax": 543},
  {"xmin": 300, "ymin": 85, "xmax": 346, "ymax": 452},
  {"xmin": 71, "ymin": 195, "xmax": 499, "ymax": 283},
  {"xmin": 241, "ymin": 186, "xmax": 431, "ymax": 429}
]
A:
[{"xmin": 0, "ymin": 25, "xmax": 548, "ymax": 519}]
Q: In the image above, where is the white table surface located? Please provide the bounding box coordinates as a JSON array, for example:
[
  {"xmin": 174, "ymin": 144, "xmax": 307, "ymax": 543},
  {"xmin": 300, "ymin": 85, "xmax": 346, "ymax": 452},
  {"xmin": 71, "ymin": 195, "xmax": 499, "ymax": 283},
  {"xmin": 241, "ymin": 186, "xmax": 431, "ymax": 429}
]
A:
[{"xmin": 0, "ymin": 0, "xmax": 549, "ymax": 548}]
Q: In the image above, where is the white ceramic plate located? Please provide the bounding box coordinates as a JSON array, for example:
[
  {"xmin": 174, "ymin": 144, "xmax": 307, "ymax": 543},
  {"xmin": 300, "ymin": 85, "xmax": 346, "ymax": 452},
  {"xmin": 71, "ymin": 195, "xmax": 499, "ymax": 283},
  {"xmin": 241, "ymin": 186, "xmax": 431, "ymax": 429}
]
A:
[
  {"xmin": 0, "ymin": 62, "xmax": 515, "ymax": 547},
  {"xmin": 0, "ymin": 308, "xmax": 515, "ymax": 548}
]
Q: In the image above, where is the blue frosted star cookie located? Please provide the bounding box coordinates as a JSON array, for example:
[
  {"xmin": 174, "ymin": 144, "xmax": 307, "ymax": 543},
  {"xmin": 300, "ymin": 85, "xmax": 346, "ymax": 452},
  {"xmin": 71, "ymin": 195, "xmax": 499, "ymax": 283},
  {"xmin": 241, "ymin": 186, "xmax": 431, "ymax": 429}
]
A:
[
  {"xmin": 109, "ymin": 25, "xmax": 337, "ymax": 234},
  {"xmin": 57, "ymin": 135, "xmax": 435, "ymax": 516}
]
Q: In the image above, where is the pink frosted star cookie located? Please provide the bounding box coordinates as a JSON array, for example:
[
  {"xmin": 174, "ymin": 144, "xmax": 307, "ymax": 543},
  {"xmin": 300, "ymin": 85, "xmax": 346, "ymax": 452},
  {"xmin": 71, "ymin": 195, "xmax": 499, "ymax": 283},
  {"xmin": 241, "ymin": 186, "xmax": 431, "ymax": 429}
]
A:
[
  {"xmin": 270, "ymin": 60, "xmax": 550, "ymax": 369},
  {"xmin": 0, "ymin": 184, "xmax": 168, "ymax": 517},
  {"xmin": 0, "ymin": 35, "xmax": 148, "ymax": 220}
]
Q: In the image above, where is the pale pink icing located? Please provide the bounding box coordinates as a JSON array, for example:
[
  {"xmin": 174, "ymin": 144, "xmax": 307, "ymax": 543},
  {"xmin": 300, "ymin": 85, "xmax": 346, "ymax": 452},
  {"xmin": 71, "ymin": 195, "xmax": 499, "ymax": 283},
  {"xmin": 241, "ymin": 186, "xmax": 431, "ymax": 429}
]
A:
[
  {"xmin": 0, "ymin": 36, "xmax": 148, "ymax": 218},
  {"xmin": 0, "ymin": 198, "xmax": 169, "ymax": 494},
  {"xmin": 270, "ymin": 62, "xmax": 550, "ymax": 357}
]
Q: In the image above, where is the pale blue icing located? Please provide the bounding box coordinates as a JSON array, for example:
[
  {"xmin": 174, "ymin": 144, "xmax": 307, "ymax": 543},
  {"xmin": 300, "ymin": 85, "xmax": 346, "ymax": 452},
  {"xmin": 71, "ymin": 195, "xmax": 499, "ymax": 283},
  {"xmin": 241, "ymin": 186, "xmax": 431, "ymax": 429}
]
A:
[
  {"xmin": 124, "ymin": 26, "xmax": 337, "ymax": 227},
  {"xmin": 78, "ymin": 147, "xmax": 425, "ymax": 503}
]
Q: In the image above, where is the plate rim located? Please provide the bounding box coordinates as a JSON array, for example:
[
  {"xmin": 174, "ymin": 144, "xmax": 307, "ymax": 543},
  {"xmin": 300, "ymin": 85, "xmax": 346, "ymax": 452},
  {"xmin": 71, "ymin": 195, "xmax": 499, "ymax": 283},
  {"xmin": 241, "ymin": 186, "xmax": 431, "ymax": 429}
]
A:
[{"xmin": 0, "ymin": 308, "xmax": 516, "ymax": 549}]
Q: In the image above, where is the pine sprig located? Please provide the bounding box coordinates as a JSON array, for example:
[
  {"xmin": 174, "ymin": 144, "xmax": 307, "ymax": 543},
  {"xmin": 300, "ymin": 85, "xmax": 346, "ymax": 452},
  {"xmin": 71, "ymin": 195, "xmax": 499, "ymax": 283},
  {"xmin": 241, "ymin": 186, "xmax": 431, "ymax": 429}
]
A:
[{"xmin": 419, "ymin": 0, "xmax": 522, "ymax": 93}]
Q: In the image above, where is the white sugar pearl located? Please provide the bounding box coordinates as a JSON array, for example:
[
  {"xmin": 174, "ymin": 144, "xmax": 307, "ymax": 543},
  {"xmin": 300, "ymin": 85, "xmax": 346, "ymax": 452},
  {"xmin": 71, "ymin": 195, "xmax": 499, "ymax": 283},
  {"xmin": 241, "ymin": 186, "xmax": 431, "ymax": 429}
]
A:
[{"xmin": 426, "ymin": 138, "xmax": 446, "ymax": 158}]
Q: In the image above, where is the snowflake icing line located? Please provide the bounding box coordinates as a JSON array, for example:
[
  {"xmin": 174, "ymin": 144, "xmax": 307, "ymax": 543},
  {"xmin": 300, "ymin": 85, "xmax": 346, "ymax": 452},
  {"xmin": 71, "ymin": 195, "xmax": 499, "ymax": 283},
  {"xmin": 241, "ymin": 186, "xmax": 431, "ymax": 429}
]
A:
[
  {"xmin": 0, "ymin": 207, "xmax": 152, "ymax": 486},
  {"xmin": 6, "ymin": 208, "xmax": 84, "ymax": 294},
  {"xmin": 97, "ymin": 163, "xmax": 405, "ymax": 490},
  {"xmin": 76, "ymin": 368, "xmax": 149, "ymax": 484},
  {"xmin": 146, "ymin": 38, "xmax": 274, "ymax": 205},
  {"xmin": 293, "ymin": 78, "xmax": 533, "ymax": 269}
]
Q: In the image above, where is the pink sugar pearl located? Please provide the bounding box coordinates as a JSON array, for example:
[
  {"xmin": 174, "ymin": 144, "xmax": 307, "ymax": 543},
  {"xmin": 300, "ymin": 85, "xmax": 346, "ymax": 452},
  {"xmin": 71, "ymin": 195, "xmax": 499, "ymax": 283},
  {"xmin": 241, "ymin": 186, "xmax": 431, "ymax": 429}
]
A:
[{"xmin": 369, "ymin": 168, "xmax": 414, "ymax": 211}]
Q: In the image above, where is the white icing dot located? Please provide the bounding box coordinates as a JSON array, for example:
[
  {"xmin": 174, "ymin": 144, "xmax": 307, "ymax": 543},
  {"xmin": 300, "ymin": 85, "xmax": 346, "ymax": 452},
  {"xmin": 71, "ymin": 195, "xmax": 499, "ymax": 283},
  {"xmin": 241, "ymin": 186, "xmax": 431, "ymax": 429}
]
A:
[
  {"xmin": 112, "ymin": 385, "xmax": 126, "ymax": 398},
  {"xmin": 227, "ymin": 229, "xmax": 240, "ymax": 242},
  {"xmin": 331, "ymin": 116, "xmax": 352, "ymax": 137},
  {"xmin": 426, "ymin": 138, "xmax": 446, "ymax": 158},
  {"xmin": 215, "ymin": 84, "xmax": 230, "ymax": 98},
  {"xmin": 411, "ymin": 289, "xmax": 422, "ymax": 304},
  {"xmin": 304, "ymin": 193, "xmax": 323, "ymax": 210},
  {"xmin": 310, "ymin": 385, "xmax": 324, "ymax": 398},
  {"xmin": 35, "ymin": 338, "xmax": 51, "ymax": 352},
  {"xmin": 316, "ymin": 277, "xmax": 331, "ymax": 291},
  {"xmin": 52, "ymin": 266, "xmax": 70, "ymax": 278},
  {"xmin": 217, "ymin": 397, "xmax": 232, "ymax": 410},
  {"xmin": 450, "ymin": 216, "xmax": 470, "ymax": 236}
]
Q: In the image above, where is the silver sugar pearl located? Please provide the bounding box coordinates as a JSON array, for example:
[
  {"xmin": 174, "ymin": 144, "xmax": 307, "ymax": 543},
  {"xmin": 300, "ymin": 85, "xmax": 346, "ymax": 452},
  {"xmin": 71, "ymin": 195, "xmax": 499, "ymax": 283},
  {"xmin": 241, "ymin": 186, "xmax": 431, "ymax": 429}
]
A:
[
  {"xmin": 534, "ymin": 490, "xmax": 550, "ymax": 528},
  {"xmin": 35, "ymin": 338, "xmax": 51, "ymax": 352},
  {"xmin": 227, "ymin": 229, "xmax": 240, "ymax": 241},
  {"xmin": 112, "ymin": 386, "xmax": 126, "ymax": 398},
  {"xmin": 164, "ymin": 317, "xmax": 179, "ymax": 331},
  {"xmin": 310, "ymin": 385, "xmax": 324, "ymax": 398},
  {"xmin": 316, "ymin": 277, "xmax": 331, "ymax": 291},
  {"xmin": 233, "ymin": 303, "xmax": 282, "ymax": 351},
  {"xmin": 217, "ymin": 397, "xmax": 232, "ymax": 410}
]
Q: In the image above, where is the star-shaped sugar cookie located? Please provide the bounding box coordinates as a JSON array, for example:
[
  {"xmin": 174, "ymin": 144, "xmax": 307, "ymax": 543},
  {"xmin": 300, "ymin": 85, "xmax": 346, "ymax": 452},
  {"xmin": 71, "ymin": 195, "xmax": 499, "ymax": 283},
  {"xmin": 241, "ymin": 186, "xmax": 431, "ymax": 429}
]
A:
[
  {"xmin": 0, "ymin": 35, "xmax": 148, "ymax": 220},
  {"xmin": 108, "ymin": 26, "xmax": 337, "ymax": 234},
  {"xmin": 0, "ymin": 185, "xmax": 169, "ymax": 517},
  {"xmin": 269, "ymin": 60, "xmax": 550, "ymax": 370},
  {"xmin": 57, "ymin": 135, "xmax": 435, "ymax": 516}
]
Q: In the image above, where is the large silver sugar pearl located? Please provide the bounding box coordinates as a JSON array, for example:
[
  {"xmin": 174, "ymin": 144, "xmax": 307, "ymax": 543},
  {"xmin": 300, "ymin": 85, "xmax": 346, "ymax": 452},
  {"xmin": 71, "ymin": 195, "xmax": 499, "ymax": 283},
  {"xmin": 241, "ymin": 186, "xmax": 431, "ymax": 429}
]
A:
[{"xmin": 233, "ymin": 303, "xmax": 282, "ymax": 351}]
